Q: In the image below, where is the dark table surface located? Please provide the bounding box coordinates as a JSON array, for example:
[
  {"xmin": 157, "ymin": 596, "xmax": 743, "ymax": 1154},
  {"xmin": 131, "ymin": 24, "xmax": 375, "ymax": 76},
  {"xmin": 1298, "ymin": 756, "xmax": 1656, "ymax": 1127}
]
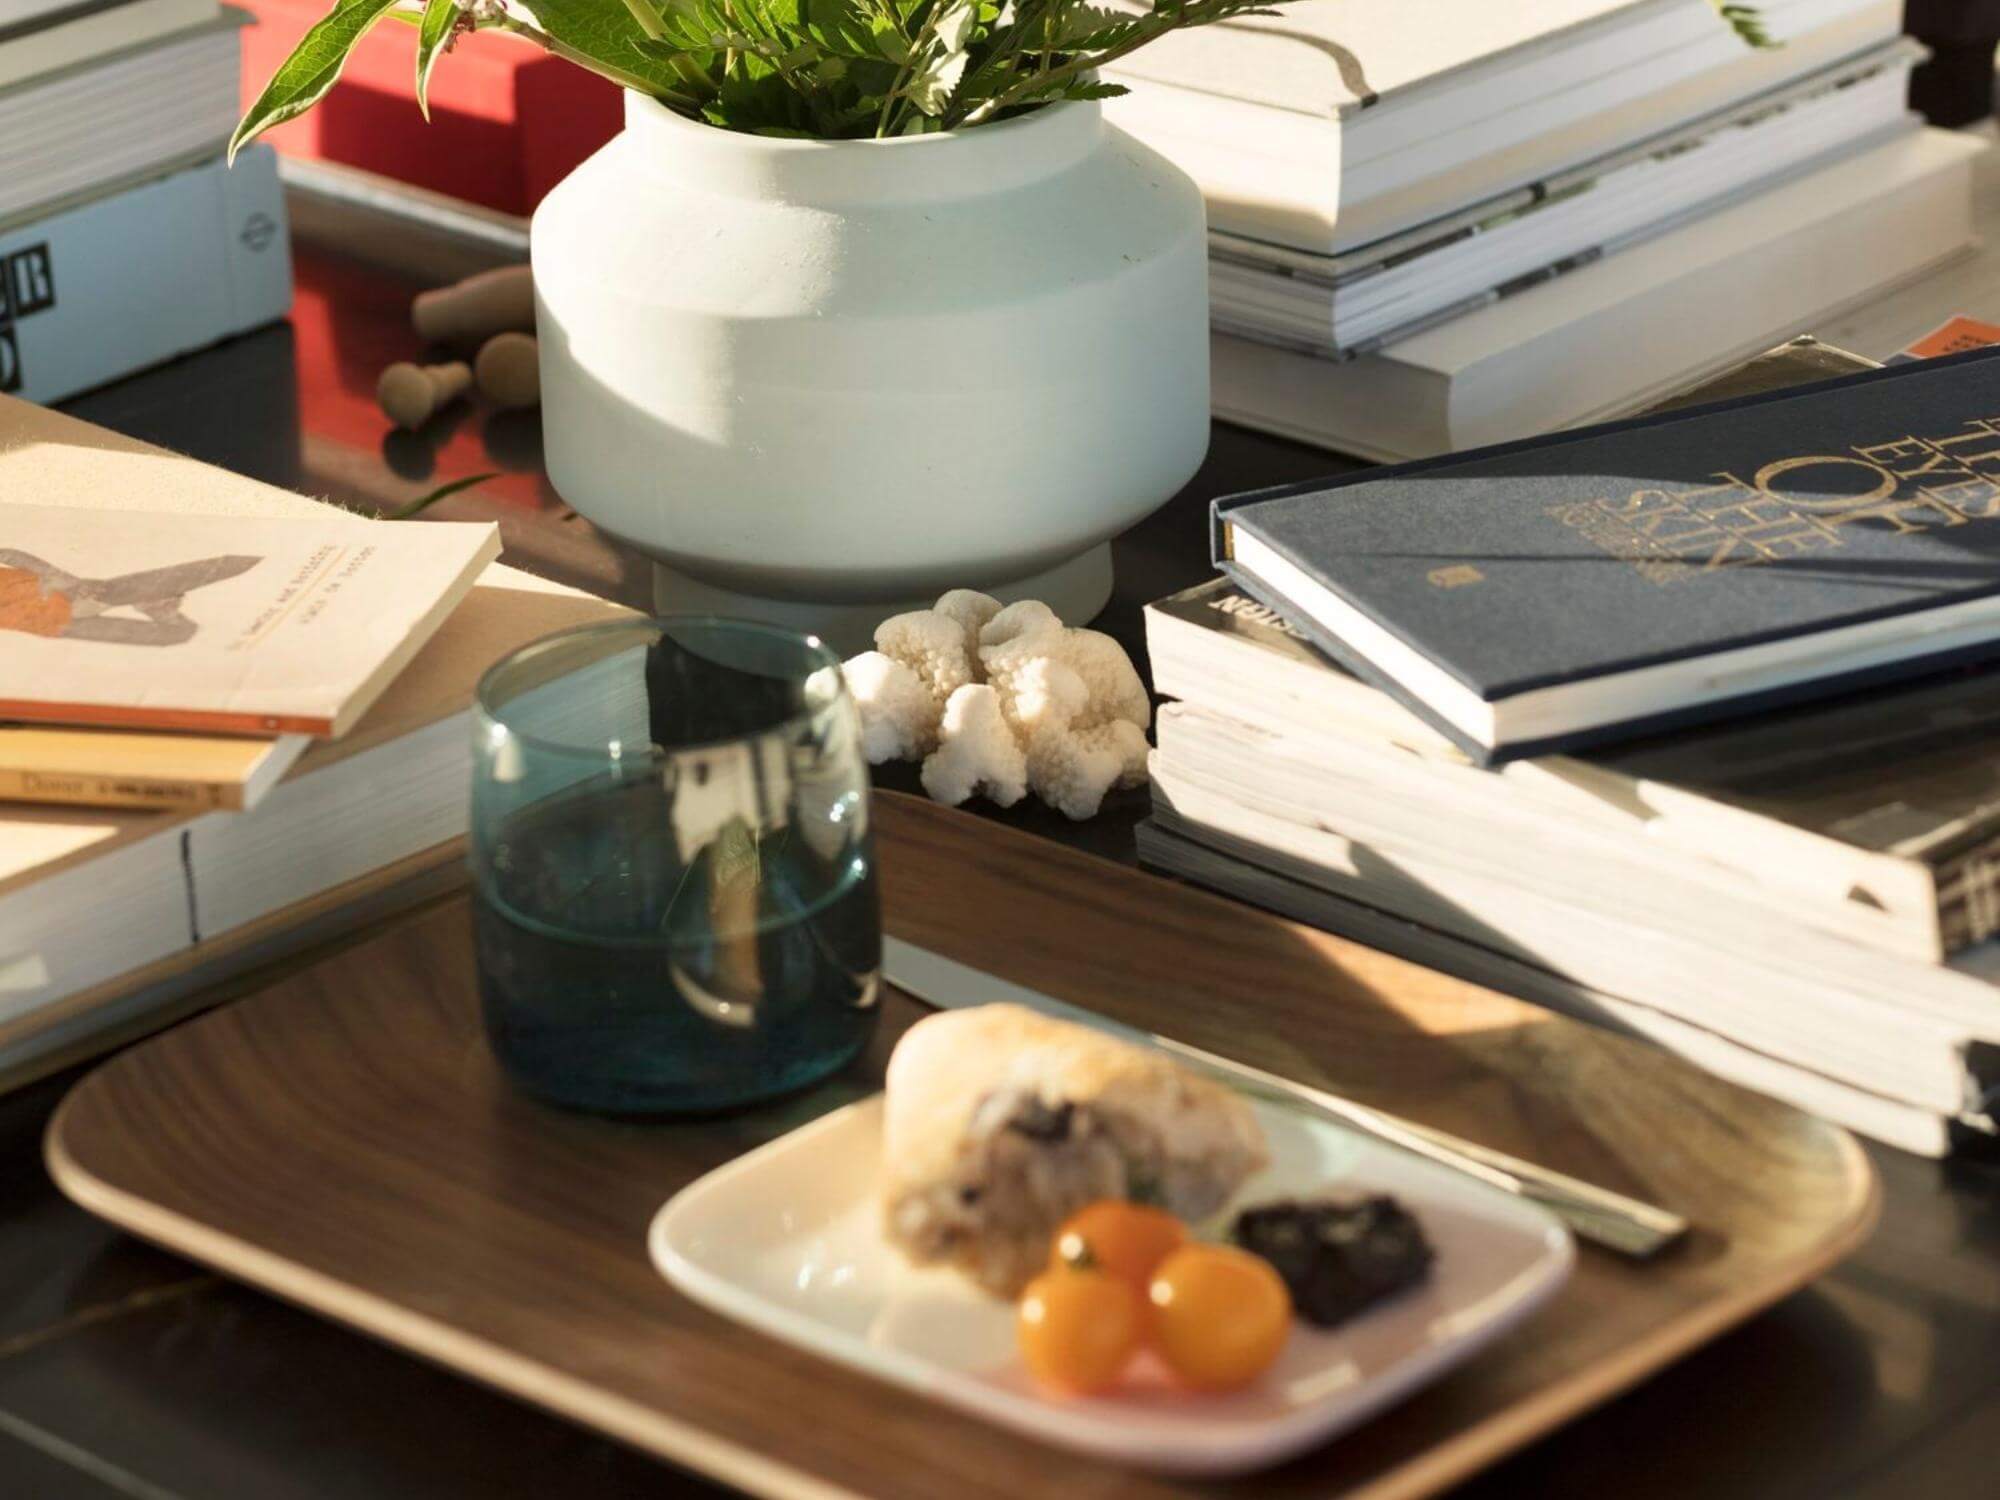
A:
[{"xmin": 4, "ymin": 243, "xmax": 1997, "ymax": 1499}]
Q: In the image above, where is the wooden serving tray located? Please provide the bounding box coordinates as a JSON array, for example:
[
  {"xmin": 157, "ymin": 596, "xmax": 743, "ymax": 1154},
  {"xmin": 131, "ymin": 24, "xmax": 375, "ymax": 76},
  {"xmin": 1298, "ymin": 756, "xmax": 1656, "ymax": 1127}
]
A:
[{"xmin": 46, "ymin": 792, "xmax": 1877, "ymax": 1500}]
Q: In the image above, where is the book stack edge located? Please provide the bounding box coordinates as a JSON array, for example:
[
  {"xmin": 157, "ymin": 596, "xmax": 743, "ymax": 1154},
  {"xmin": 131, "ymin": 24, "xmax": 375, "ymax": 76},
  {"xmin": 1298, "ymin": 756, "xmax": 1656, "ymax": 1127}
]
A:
[
  {"xmin": 1141, "ymin": 339, "xmax": 2000, "ymax": 1156},
  {"xmin": 1101, "ymin": 0, "xmax": 1984, "ymax": 457},
  {"xmin": 0, "ymin": 1, "xmax": 292, "ymax": 403}
]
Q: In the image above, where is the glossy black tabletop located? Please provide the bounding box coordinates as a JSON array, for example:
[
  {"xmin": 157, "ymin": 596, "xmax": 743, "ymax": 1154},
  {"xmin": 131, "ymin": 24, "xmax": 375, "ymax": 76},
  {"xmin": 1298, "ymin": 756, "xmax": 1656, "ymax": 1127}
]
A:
[{"xmin": 3, "ymin": 245, "xmax": 1996, "ymax": 1499}]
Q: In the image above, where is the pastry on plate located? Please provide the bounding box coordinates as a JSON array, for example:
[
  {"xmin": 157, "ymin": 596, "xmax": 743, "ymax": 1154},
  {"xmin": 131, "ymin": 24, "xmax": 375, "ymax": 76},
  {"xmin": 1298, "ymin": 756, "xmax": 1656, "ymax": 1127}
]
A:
[{"xmin": 881, "ymin": 1004, "xmax": 1270, "ymax": 1296}]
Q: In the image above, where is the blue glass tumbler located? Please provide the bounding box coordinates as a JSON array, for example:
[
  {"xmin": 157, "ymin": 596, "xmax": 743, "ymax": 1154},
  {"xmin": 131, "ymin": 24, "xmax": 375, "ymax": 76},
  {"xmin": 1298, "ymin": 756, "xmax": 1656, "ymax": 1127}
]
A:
[{"xmin": 470, "ymin": 617, "xmax": 880, "ymax": 1114}]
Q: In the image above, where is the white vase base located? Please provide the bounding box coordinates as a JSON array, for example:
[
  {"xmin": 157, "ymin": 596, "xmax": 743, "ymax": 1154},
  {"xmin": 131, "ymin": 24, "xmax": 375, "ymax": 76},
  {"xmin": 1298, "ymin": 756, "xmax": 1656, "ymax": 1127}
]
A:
[{"xmin": 650, "ymin": 544, "xmax": 1115, "ymax": 657}]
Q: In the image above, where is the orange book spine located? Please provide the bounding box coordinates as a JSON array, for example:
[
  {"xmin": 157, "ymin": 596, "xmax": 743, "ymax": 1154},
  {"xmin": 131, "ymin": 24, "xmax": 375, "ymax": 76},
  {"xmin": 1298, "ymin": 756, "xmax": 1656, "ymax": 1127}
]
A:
[
  {"xmin": 0, "ymin": 768, "xmax": 234, "ymax": 812},
  {"xmin": 0, "ymin": 701, "xmax": 332, "ymax": 738}
]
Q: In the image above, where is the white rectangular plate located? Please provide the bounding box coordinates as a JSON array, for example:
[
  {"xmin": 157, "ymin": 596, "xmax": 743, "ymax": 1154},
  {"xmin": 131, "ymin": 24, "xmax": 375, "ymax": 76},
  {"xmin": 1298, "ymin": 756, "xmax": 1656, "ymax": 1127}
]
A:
[{"xmin": 650, "ymin": 1093, "xmax": 1573, "ymax": 1476}]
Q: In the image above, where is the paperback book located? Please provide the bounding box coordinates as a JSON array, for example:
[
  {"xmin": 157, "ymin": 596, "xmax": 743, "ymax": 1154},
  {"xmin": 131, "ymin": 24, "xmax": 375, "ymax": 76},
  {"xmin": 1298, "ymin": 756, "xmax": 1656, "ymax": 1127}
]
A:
[
  {"xmin": 0, "ymin": 724, "xmax": 309, "ymax": 811},
  {"xmin": 0, "ymin": 501, "xmax": 499, "ymax": 736}
]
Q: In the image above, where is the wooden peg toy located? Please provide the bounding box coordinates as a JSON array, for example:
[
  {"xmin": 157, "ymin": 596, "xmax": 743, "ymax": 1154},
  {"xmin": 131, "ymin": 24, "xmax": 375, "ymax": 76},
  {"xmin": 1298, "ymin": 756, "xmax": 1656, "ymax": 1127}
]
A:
[
  {"xmin": 412, "ymin": 264, "xmax": 535, "ymax": 347},
  {"xmin": 475, "ymin": 331, "xmax": 541, "ymax": 410},
  {"xmin": 377, "ymin": 360, "xmax": 472, "ymax": 430}
]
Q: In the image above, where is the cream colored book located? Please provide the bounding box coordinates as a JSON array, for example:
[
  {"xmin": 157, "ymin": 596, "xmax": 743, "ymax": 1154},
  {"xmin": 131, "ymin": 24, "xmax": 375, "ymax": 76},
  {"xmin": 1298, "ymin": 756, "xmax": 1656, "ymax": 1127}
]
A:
[
  {"xmin": 0, "ymin": 393, "xmax": 628, "ymax": 1092},
  {"xmin": 1207, "ymin": 128, "xmax": 1981, "ymax": 458},
  {"xmin": 1102, "ymin": 0, "xmax": 1899, "ymax": 251},
  {"xmin": 0, "ymin": 500, "xmax": 499, "ymax": 736},
  {"xmin": 0, "ymin": 0, "xmax": 218, "ymax": 91},
  {"xmin": 0, "ymin": 725, "xmax": 310, "ymax": 812}
]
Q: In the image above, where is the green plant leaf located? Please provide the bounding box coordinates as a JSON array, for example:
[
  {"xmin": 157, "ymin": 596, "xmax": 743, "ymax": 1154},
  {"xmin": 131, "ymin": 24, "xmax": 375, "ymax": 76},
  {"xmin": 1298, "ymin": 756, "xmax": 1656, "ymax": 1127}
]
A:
[
  {"xmin": 795, "ymin": 0, "xmax": 881, "ymax": 60},
  {"xmin": 1049, "ymin": 78, "xmax": 1125, "ymax": 100},
  {"xmin": 384, "ymin": 471, "xmax": 498, "ymax": 521},
  {"xmin": 231, "ymin": 0, "xmax": 407, "ymax": 161},
  {"xmin": 414, "ymin": 0, "xmax": 460, "ymax": 119},
  {"xmin": 870, "ymin": 15, "xmax": 910, "ymax": 62},
  {"xmin": 511, "ymin": 0, "xmax": 714, "ymax": 96},
  {"xmin": 1047, "ymin": 2, "xmax": 1129, "ymax": 45}
]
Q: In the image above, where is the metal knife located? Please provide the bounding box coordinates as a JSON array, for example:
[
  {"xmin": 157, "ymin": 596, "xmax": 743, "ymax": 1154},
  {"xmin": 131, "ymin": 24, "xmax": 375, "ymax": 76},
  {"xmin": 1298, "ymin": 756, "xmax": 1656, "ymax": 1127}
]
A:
[{"xmin": 883, "ymin": 937, "xmax": 1690, "ymax": 1260}]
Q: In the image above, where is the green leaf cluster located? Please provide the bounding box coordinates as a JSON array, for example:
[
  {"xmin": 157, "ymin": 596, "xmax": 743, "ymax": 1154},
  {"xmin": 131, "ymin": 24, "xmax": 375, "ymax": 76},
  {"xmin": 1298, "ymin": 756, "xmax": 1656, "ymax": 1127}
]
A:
[{"xmin": 234, "ymin": 0, "xmax": 1770, "ymax": 150}]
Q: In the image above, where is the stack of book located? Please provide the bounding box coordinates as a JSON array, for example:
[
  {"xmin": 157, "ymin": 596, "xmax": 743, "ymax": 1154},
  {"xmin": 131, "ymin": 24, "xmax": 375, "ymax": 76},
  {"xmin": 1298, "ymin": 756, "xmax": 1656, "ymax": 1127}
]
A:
[
  {"xmin": 1141, "ymin": 342, "xmax": 2000, "ymax": 1156},
  {"xmin": 1102, "ymin": 0, "xmax": 1984, "ymax": 458},
  {"xmin": 0, "ymin": 0, "xmax": 291, "ymax": 402},
  {"xmin": 0, "ymin": 392, "xmax": 623, "ymax": 1092}
]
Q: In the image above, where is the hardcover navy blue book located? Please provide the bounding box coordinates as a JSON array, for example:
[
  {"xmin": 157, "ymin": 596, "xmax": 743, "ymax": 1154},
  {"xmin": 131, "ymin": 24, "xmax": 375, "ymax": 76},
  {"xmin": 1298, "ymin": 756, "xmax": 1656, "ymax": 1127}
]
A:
[{"xmin": 1212, "ymin": 346, "xmax": 2000, "ymax": 763}]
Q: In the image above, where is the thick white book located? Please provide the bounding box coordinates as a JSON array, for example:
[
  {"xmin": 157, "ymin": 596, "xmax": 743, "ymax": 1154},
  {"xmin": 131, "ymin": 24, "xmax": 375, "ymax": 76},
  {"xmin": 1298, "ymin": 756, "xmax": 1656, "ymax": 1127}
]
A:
[
  {"xmin": 0, "ymin": 0, "xmax": 217, "ymax": 89},
  {"xmin": 1208, "ymin": 43, "xmax": 1918, "ymax": 354},
  {"xmin": 0, "ymin": 8, "xmax": 243, "ymax": 226},
  {"xmin": 1105, "ymin": 0, "xmax": 1900, "ymax": 251},
  {"xmin": 1143, "ymin": 577, "xmax": 2000, "ymax": 966},
  {"xmin": 1210, "ymin": 126, "xmax": 1983, "ymax": 460},
  {"xmin": 1145, "ymin": 753, "xmax": 1999, "ymax": 1125},
  {"xmin": 0, "ymin": 146, "xmax": 292, "ymax": 403},
  {"xmin": 0, "ymin": 0, "xmax": 123, "ymax": 28},
  {"xmin": 1153, "ymin": 703, "xmax": 2000, "ymax": 1049},
  {"xmin": 1136, "ymin": 817, "xmax": 1965, "ymax": 1157},
  {"xmin": 1115, "ymin": 0, "xmax": 1655, "ymax": 115}
]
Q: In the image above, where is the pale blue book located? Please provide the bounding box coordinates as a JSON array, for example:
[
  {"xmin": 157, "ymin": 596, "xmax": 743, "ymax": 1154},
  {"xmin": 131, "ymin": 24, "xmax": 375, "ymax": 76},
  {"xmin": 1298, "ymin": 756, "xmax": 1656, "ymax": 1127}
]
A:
[{"xmin": 0, "ymin": 145, "xmax": 291, "ymax": 404}]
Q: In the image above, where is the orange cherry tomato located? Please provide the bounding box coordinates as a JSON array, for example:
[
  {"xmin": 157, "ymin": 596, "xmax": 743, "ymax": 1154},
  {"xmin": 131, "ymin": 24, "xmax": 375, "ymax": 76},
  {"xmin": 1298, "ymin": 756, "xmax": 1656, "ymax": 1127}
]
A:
[
  {"xmin": 1147, "ymin": 1244, "xmax": 1292, "ymax": 1391},
  {"xmin": 1016, "ymin": 1267, "xmax": 1144, "ymax": 1394},
  {"xmin": 1051, "ymin": 1200, "xmax": 1190, "ymax": 1291}
]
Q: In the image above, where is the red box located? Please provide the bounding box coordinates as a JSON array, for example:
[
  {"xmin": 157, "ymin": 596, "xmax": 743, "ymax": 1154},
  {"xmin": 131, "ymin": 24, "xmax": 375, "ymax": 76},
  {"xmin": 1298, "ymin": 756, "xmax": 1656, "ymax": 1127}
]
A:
[{"xmin": 239, "ymin": 0, "xmax": 622, "ymax": 214}]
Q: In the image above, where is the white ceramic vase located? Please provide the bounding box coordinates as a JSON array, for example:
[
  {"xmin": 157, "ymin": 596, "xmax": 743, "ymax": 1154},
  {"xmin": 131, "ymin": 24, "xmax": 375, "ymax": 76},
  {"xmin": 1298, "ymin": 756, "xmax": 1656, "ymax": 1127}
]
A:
[{"xmin": 532, "ymin": 94, "xmax": 1210, "ymax": 649}]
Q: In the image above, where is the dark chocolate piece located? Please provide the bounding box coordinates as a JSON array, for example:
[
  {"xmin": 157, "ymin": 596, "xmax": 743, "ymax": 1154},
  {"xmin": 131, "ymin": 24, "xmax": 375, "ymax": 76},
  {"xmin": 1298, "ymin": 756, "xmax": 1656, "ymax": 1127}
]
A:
[{"xmin": 1232, "ymin": 1195, "xmax": 1434, "ymax": 1327}]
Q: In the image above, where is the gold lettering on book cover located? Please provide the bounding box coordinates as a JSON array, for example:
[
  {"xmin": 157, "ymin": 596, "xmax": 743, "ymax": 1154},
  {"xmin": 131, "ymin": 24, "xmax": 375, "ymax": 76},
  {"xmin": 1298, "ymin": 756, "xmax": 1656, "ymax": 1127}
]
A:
[{"xmin": 1545, "ymin": 415, "xmax": 2000, "ymax": 583}]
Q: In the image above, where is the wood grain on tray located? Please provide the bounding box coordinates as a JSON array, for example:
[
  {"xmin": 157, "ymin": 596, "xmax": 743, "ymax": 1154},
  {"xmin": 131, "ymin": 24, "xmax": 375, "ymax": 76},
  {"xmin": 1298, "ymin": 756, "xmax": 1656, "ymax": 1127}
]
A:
[{"xmin": 45, "ymin": 792, "xmax": 1877, "ymax": 1500}]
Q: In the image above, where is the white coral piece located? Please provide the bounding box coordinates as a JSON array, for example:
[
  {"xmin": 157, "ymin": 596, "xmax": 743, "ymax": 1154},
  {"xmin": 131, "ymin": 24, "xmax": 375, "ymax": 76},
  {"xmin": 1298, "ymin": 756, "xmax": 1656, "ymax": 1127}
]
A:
[
  {"xmin": 1009, "ymin": 657, "xmax": 1091, "ymax": 740},
  {"xmin": 932, "ymin": 589, "xmax": 1003, "ymax": 664},
  {"xmin": 1086, "ymin": 719, "xmax": 1151, "ymax": 788},
  {"xmin": 1057, "ymin": 628, "xmax": 1151, "ymax": 731},
  {"xmin": 979, "ymin": 598, "xmax": 1064, "ymax": 652},
  {"xmin": 843, "ymin": 591, "xmax": 1151, "ymax": 819},
  {"xmin": 978, "ymin": 601, "xmax": 1068, "ymax": 732},
  {"xmin": 841, "ymin": 651, "xmax": 939, "ymax": 762},
  {"xmin": 980, "ymin": 608, "xmax": 1149, "ymax": 737},
  {"xmin": 1020, "ymin": 677, "xmax": 1152, "ymax": 821},
  {"xmin": 875, "ymin": 608, "xmax": 977, "ymax": 705},
  {"xmin": 921, "ymin": 684, "xmax": 1027, "ymax": 808}
]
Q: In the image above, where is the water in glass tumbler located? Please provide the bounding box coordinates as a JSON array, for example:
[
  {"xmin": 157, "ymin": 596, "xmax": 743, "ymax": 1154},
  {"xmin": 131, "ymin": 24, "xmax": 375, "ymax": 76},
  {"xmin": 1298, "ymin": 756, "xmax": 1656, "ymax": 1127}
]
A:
[{"xmin": 471, "ymin": 618, "xmax": 880, "ymax": 1114}]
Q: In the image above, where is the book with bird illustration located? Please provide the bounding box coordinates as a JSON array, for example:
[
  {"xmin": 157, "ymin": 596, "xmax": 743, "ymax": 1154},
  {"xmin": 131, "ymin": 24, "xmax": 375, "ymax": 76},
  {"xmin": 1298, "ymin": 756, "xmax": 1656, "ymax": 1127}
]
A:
[{"xmin": 0, "ymin": 501, "xmax": 498, "ymax": 736}]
